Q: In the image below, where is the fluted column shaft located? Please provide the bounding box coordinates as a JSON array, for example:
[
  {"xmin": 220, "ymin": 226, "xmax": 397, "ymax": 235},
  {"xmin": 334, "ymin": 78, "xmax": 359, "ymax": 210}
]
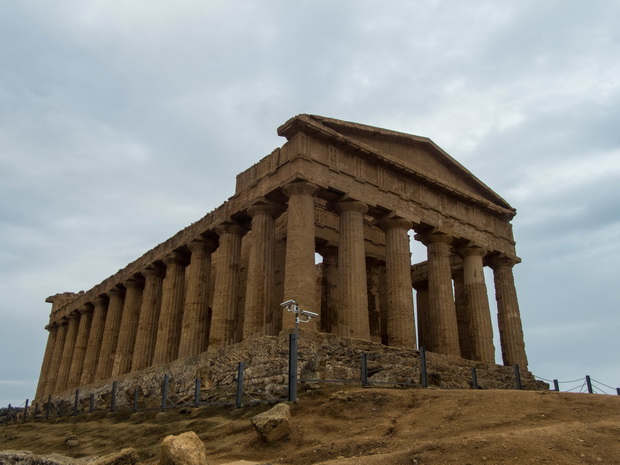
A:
[
  {"xmin": 282, "ymin": 181, "xmax": 319, "ymax": 330},
  {"xmin": 67, "ymin": 306, "xmax": 93, "ymax": 389},
  {"xmin": 318, "ymin": 245, "xmax": 338, "ymax": 334},
  {"xmin": 462, "ymin": 246, "xmax": 495, "ymax": 362},
  {"xmin": 380, "ymin": 218, "xmax": 416, "ymax": 348},
  {"xmin": 366, "ymin": 258, "xmax": 382, "ymax": 342},
  {"xmin": 413, "ymin": 281, "xmax": 430, "ymax": 349},
  {"xmin": 244, "ymin": 204, "xmax": 279, "ymax": 339},
  {"xmin": 336, "ymin": 200, "xmax": 370, "ymax": 341},
  {"xmin": 490, "ymin": 256, "xmax": 528, "ymax": 368},
  {"xmin": 95, "ymin": 288, "xmax": 125, "ymax": 381},
  {"xmin": 178, "ymin": 239, "xmax": 215, "ymax": 358},
  {"xmin": 209, "ymin": 224, "xmax": 243, "ymax": 348},
  {"xmin": 55, "ymin": 312, "xmax": 80, "ymax": 392},
  {"xmin": 112, "ymin": 277, "xmax": 144, "ymax": 376},
  {"xmin": 153, "ymin": 252, "xmax": 186, "ymax": 365},
  {"xmin": 80, "ymin": 296, "xmax": 108, "ymax": 385},
  {"xmin": 44, "ymin": 319, "xmax": 67, "ymax": 396},
  {"xmin": 453, "ymin": 270, "xmax": 472, "ymax": 359},
  {"xmin": 132, "ymin": 266, "xmax": 164, "ymax": 370},
  {"xmin": 34, "ymin": 324, "xmax": 58, "ymax": 401},
  {"xmin": 425, "ymin": 233, "xmax": 460, "ymax": 356}
]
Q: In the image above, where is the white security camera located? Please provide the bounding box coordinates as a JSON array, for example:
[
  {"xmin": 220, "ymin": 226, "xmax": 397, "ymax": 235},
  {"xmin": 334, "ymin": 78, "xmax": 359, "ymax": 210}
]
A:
[
  {"xmin": 280, "ymin": 299, "xmax": 297, "ymax": 307},
  {"xmin": 300, "ymin": 310, "xmax": 318, "ymax": 318}
]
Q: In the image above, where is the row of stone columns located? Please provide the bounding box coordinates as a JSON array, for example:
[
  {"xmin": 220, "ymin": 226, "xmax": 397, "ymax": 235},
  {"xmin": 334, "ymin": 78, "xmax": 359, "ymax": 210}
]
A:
[{"xmin": 36, "ymin": 179, "xmax": 528, "ymax": 400}]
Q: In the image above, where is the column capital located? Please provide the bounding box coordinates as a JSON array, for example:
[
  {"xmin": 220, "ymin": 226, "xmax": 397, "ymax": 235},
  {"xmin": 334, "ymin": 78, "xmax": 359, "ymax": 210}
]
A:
[
  {"xmin": 187, "ymin": 237, "xmax": 217, "ymax": 254},
  {"xmin": 282, "ymin": 180, "xmax": 319, "ymax": 198},
  {"xmin": 78, "ymin": 304, "xmax": 94, "ymax": 315},
  {"xmin": 215, "ymin": 222, "xmax": 245, "ymax": 237},
  {"xmin": 93, "ymin": 294, "xmax": 109, "ymax": 307},
  {"xmin": 379, "ymin": 217, "xmax": 413, "ymax": 231},
  {"xmin": 459, "ymin": 245, "xmax": 487, "ymax": 258},
  {"xmin": 247, "ymin": 201, "xmax": 282, "ymax": 219},
  {"xmin": 335, "ymin": 199, "xmax": 369, "ymax": 215},
  {"xmin": 417, "ymin": 231, "xmax": 453, "ymax": 246},
  {"xmin": 163, "ymin": 251, "xmax": 186, "ymax": 267},
  {"xmin": 488, "ymin": 254, "xmax": 519, "ymax": 269},
  {"xmin": 106, "ymin": 286, "xmax": 125, "ymax": 298},
  {"xmin": 141, "ymin": 264, "xmax": 165, "ymax": 279},
  {"xmin": 123, "ymin": 276, "xmax": 145, "ymax": 289}
]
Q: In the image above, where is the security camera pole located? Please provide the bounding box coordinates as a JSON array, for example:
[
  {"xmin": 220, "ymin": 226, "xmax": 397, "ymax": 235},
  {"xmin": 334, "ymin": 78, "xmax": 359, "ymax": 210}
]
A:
[{"xmin": 280, "ymin": 299, "xmax": 317, "ymax": 401}]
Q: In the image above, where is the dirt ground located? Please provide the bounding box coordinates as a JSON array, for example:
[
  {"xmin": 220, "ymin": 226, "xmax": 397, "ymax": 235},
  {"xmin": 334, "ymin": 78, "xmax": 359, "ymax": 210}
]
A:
[{"xmin": 1, "ymin": 387, "xmax": 619, "ymax": 464}]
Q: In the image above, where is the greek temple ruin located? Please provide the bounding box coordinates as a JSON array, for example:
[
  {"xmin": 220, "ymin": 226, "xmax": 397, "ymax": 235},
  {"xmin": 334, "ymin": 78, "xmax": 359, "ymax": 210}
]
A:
[{"xmin": 34, "ymin": 114, "xmax": 529, "ymax": 401}]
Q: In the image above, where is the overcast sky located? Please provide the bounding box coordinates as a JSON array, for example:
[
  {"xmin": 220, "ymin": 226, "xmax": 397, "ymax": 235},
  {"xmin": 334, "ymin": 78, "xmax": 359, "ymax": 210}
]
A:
[{"xmin": 1, "ymin": 0, "xmax": 619, "ymax": 406}]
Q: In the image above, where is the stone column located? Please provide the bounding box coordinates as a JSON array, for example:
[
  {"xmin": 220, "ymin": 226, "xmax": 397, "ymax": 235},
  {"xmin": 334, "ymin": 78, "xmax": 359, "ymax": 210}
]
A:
[
  {"xmin": 424, "ymin": 232, "xmax": 460, "ymax": 357},
  {"xmin": 452, "ymin": 269, "xmax": 472, "ymax": 360},
  {"xmin": 80, "ymin": 296, "xmax": 108, "ymax": 386},
  {"xmin": 132, "ymin": 266, "xmax": 164, "ymax": 371},
  {"xmin": 34, "ymin": 324, "xmax": 58, "ymax": 401},
  {"xmin": 54, "ymin": 311, "xmax": 81, "ymax": 392},
  {"xmin": 153, "ymin": 252, "xmax": 186, "ymax": 365},
  {"xmin": 413, "ymin": 281, "xmax": 430, "ymax": 349},
  {"xmin": 318, "ymin": 244, "xmax": 338, "ymax": 334},
  {"xmin": 209, "ymin": 223, "xmax": 244, "ymax": 348},
  {"xmin": 489, "ymin": 256, "xmax": 528, "ymax": 368},
  {"xmin": 282, "ymin": 181, "xmax": 319, "ymax": 331},
  {"xmin": 243, "ymin": 203, "xmax": 279, "ymax": 340},
  {"xmin": 178, "ymin": 238, "xmax": 216, "ymax": 358},
  {"xmin": 366, "ymin": 258, "xmax": 382, "ymax": 342},
  {"xmin": 335, "ymin": 199, "xmax": 370, "ymax": 341},
  {"xmin": 461, "ymin": 246, "xmax": 495, "ymax": 363},
  {"xmin": 66, "ymin": 305, "xmax": 93, "ymax": 389},
  {"xmin": 112, "ymin": 277, "xmax": 144, "ymax": 376},
  {"xmin": 44, "ymin": 319, "xmax": 67, "ymax": 396},
  {"xmin": 380, "ymin": 218, "xmax": 416, "ymax": 348},
  {"xmin": 95, "ymin": 287, "xmax": 125, "ymax": 381}
]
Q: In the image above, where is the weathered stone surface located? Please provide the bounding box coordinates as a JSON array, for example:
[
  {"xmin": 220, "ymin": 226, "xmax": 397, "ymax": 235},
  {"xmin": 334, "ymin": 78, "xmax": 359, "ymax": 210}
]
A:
[
  {"xmin": 91, "ymin": 448, "xmax": 141, "ymax": 465},
  {"xmin": 250, "ymin": 403, "xmax": 291, "ymax": 442},
  {"xmin": 0, "ymin": 450, "xmax": 83, "ymax": 465},
  {"xmin": 36, "ymin": 115, "xmax": 531, "ymax": 400},
  {"xmin": 160, "ymin": 431, "xmax": 208, "ymax": 465}
]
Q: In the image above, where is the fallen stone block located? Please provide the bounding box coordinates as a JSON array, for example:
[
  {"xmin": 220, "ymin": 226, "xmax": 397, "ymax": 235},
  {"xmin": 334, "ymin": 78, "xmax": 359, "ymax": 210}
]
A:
[
  {"xmin": 160, "ymin": 431, "xmax": 209, "ymax": 465},
  {"xmin": 250, "ymin": 403, "xmax": 291, "ymax": 442}
]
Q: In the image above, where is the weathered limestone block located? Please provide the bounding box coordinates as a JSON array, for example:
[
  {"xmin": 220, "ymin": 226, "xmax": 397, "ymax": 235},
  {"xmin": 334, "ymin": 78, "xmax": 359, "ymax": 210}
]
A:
[
  {"xmin": 91, "ymin": 448, "xmax": 140, "ymax": 465},
  {"xmin": 160, "ymin": 431, "xmax": 208, "ymax": 465},
  {"xmin": 250, "ymin": 403, "xmax": 291, "ymax": 442},
  {"xmin": 0, "ymin": 450, "xmax": 83, "ymax": 464}
]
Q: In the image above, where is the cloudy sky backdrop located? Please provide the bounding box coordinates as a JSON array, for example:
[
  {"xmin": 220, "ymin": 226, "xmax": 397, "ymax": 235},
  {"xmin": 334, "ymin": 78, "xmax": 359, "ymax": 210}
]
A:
[{"xmin": 2, "ymin": 0, "xmax": 619, "ymax": 405}]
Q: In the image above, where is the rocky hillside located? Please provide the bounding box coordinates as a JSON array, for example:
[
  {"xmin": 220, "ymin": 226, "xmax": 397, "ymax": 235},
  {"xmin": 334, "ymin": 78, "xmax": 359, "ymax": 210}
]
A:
[{"xmin": 1, "ymin": 386, "xmax": 619, "ymax": 464}]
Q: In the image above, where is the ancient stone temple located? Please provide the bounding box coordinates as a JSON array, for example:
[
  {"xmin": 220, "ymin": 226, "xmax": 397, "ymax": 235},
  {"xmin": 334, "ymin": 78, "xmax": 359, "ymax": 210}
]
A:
[{"xmin": 34, "ymin": 114, "xmax": 528, "ymax": 401}]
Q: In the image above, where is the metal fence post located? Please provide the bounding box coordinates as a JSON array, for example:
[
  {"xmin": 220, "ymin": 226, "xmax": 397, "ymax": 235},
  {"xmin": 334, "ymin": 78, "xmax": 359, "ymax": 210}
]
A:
[
  {"xmin": 24, "ymin": 399, "xmax": 29, "ymax": 422},
  {"xmin": 288, "ymin": 333, "xmax": 298, "ymax": 402},
  {"xmin": 72, "ymin": 389, "xmax": 80, "ymax": 416},
  {"xmin": 553, "ymin": 379, "xmax": 560, "ymax": 391},
  {"xmin": 471, "ymin": 367, "xmax": 478, "ymax": 390},
  {"xmin": 161, "ymin": 374, "xmax": 169, "ymax": 411},
  {"xmin": 236, "ymin": 362, "xmax": 245, "ymax": 408},
  {"xmin": 514, "ymin": 365, "xmax": 522, "ymax": 390},
  {"xmin": 420, "ymin": 347, "xmax": 428, "ymax": 388},
  {"xmin": 194, "ymin": 378, "xmax": 201, "ymax": 408},
  {"xmin": 616, "ymin": 388, "xmax": 620, "ymax": 396},
  {"xmin": 361, "ymin": 353, "xmax": 368, "ymax": 387},
  {"xmin": 586, "ymin": 375, "xmax": 593, "ymax": 394},
  {"xmin": 133, "ymin": 389, "xmax": 139, "ymax": 412},
  {"xmin": 110, "ymin": 381, "xmax": 117, "ymax": 412},
  {"xmin": 89, "ymin": 393, "xmax": 94, "ymax": 413}
]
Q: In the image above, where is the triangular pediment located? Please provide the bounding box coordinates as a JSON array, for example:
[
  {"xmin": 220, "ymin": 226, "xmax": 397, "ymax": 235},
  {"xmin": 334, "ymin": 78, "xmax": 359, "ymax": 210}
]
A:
[{"xmin": 278, "ymin": 114, "xmax": 513, "ymax": 211}]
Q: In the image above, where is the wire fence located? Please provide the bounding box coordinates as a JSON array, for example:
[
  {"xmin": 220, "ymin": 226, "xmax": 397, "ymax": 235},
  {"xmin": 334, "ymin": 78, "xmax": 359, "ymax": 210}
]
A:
[{"xmin": 2, "ymin": 337, "xmax": 618, "ymax": 424}]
